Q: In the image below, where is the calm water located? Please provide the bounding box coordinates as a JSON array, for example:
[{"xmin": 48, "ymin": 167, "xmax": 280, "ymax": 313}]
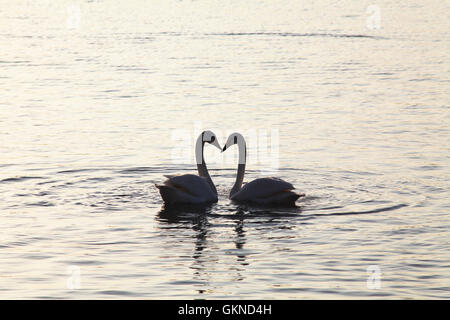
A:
[{"xmin": 0, "ymin": 0, "xmax": 449, "ymax": 299}]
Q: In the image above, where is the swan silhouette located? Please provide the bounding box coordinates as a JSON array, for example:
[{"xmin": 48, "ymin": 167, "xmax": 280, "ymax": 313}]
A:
[
  {"xmin": 222, "ymin": 132, "xmax": 304, "ymax": 207},
  {"xmin": 156, "ymin": 131, "xmax": 222, "ymax": 205}
]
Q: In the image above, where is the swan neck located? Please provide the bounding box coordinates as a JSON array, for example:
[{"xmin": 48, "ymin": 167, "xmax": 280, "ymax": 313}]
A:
[
  {"xmin": 230, "ymin": 163, "xmax": 245, "ymax": 197},
  {"xmin": 195, "ymin": 134, "xmax": 205, "ymax": 165},
  {"xmin": 195, "ymin": 134, "xmax": 217, "ymax": 194},
  {"xmin": 230, "ymin": 137, "xmax": 246, "ymax": 197}
]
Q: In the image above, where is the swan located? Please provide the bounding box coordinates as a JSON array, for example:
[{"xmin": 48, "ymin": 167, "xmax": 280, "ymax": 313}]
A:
[
  {"xmin": 222, "ymin": 132, "xmax": 305, "ymax": 207},
  {"xmin": 155, "ymin": 130, "xmax": 222, "ymax": 205}
]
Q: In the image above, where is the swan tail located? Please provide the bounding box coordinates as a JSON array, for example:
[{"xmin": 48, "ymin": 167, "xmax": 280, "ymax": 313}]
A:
[
  {"xmin": 296, "ymin": 192, "xmax": 306, "ymax": 198},
  {"xmin": 255, "ymin": 190, "xmax": 304, "ymax": 207},
  {"xmin": 274, "ymin": 191, "xmax": 302, "ymax": 207},
  {"xmin": 155, "ymin": 184, "xmax": 180, "ymax": 205}
]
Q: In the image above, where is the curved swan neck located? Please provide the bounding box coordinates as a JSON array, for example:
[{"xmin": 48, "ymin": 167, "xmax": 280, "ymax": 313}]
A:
[
  {"xmin": 230, "ymin": 136, "xmax": 246, "ymax": 198},
  {"xmin": 195, "ymin": 133, "xmax": 217, "ymax": 194},
  {"xmin": 230, "ymin": 163, "xmax": 245, "ymax": 197}
]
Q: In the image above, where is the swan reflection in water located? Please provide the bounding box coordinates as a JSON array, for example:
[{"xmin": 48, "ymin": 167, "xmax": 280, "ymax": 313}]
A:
[{"xmin": 156, "ymin": 205, "xmax": 249, "ymax": 295}]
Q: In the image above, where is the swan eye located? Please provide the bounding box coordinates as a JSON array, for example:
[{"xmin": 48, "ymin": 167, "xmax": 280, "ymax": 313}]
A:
[{"xmin": 210, "ymin": 136, "xmax": 215, "ymax": 143}]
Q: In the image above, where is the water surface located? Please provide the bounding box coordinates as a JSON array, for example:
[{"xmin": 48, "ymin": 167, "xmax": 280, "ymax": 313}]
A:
[{"xmin": 0, "ymin": 0, "xmax": 449, "ymax": 299}]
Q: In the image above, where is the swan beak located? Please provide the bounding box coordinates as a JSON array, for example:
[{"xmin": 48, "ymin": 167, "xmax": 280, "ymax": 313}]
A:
[
  {"xmin": 211, "ymin": 139, "xmax": 222, "ymax": 151},
  {"xmin": 222, "ymin": 145, "xmax": 227, "ymax": 152}
]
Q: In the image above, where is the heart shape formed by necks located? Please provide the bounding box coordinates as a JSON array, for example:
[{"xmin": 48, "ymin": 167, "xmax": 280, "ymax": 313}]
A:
[{"xmin": 156, "ymin": 131, "xmax": 305, "ymax": 207}]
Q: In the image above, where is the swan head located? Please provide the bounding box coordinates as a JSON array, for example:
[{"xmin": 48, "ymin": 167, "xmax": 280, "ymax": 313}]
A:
[
  {"xmin": 202, "ymin": 130, "xmax": 222, "ymax": 151},
  {"xmin": 222, "ymin": 132, "xmax": 245, "ymax": 152}
]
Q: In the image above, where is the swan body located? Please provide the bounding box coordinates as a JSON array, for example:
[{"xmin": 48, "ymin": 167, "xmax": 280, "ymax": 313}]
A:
[
  {"xmin": 156, "ymin": 131, "xmax": 221, "ymax": 205},
  {"xmin": 223, "ymin": 133, "xmax": 304, "ymax": 207},
  {"xmin": 231, "ymin": 177, "xmax": 303, "ymax": 205},
  {"xmin": 156, "ymin": 174, "xmax": 218, "ymax": 205}
]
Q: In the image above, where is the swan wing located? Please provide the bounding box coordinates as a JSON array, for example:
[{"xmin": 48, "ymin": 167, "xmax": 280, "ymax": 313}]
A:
[
  {"xmin": 155, "ymin": 184, "xmax": 203, "ymax": 204},
  {"xmin": 231, "ymin": 177, "xmax": 296, "ymax": 201},
  {"xmin": 156, "ymin": 174, "xmax": 217, "ymax": 204},
  {"xmin": 246, "ymin": 190, "xmax": 303, "ymax": 206},
  {"xmin": 164, "ymin": 174, "xmax": 215, "ymax": 197}
]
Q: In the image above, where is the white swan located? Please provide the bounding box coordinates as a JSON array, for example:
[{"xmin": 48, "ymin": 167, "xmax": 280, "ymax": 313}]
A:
[
  {"xmin": 155, "ymin": 131, "xmax": 222, "ymax": 205},
  {"xmin": 222, "ymin": 132, "xmax": 304, "ymax": 207}
]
